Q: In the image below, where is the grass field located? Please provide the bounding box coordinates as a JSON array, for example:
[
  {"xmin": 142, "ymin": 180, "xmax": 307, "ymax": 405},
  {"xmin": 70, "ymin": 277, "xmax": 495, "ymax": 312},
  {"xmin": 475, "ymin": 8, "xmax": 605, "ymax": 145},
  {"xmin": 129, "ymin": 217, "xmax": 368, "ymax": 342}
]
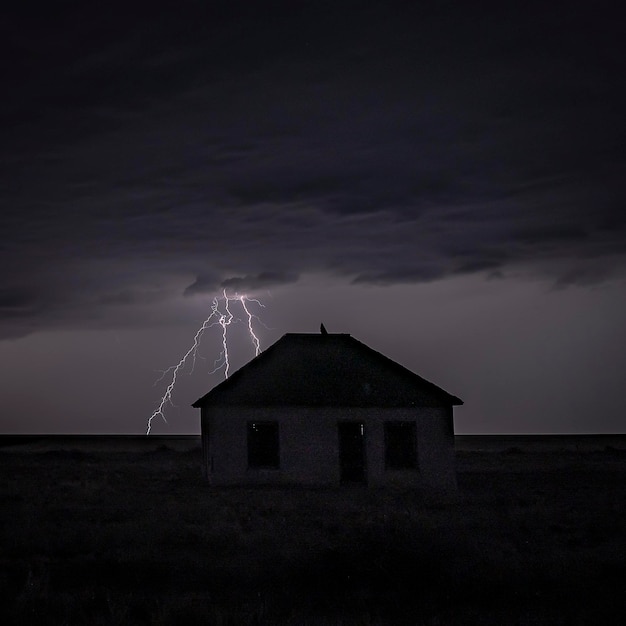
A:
[{"xmin": 1, "ymin": 438, "xmax": 625, "ymax": 624}]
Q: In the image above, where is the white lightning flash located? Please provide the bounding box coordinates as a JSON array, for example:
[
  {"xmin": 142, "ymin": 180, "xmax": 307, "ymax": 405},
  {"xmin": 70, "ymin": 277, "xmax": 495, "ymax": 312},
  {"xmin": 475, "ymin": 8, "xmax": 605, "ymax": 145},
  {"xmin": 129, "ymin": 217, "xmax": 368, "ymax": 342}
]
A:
[
  {"xmin": 146, "ymin": 290, "xmax": 264, "ymax": 435},
  {"xmin": 240, "ymin": 295, "xmax": 263, "ymax": 357}
]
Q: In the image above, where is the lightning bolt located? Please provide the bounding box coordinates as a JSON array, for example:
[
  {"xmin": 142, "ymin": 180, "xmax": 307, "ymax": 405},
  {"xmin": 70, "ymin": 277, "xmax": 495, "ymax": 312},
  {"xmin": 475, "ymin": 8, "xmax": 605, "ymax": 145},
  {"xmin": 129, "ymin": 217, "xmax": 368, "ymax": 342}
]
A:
[
  {"xmin": 239, "ymin": 295, "xmax": 263, "ymax": 357},
  {"xmin": 146, "ymin": 290, "xmax": 264, "ymax": 435},
  {"xmin": 218, "ymin": 293, "xmax": 234, "ymax": 378}
]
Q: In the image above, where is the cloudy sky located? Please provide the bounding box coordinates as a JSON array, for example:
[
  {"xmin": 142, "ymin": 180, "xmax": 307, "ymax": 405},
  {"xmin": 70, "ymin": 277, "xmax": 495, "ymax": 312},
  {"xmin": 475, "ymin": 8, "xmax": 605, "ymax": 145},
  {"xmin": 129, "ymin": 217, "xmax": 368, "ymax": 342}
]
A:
[{"xmin": 1, "ymin": 1, "xmax": 625, "ymax": 434}]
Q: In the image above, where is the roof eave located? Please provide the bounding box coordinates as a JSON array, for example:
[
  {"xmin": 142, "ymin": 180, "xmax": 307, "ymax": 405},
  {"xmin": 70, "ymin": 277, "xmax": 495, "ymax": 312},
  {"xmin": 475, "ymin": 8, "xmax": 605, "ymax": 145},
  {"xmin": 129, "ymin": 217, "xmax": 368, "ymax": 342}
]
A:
[{"xmin": 193, "ymin": 395, "xmax": 464, "ymax": 408}]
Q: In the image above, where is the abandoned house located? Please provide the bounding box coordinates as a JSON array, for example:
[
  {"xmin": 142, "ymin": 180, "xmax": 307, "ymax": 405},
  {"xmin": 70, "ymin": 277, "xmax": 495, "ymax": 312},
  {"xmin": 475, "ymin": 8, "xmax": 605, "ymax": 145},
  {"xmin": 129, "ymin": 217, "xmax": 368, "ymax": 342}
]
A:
[{"xmin": 192, "ymin": 332, "xmax": 462, "ymax": 490}]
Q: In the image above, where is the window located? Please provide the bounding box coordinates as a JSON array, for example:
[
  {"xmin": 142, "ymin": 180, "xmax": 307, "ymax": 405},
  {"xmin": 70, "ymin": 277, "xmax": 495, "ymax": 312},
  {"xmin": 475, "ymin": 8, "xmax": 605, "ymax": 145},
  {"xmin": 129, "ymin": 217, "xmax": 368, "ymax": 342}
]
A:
[
  {"xmin": 247, "ymin": 422, "xmax": 279, "ymax": 469},
  {"xmin": 384, "ymin": 421, "xmax": 417, "ymax": 470}
]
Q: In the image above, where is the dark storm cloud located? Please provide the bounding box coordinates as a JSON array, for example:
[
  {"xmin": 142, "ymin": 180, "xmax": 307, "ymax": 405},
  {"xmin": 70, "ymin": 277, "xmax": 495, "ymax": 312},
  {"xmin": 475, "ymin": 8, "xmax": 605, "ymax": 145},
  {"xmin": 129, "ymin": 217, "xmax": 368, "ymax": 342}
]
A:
[
  {"xmin": 352, "ymin": 267, "xmax": 444, "ymax": 287},
  {"xmin": 184, "ymin": 272, "xmax": 299, "ymax": 296},
  {"xmin": 1, "ymin": 1, "xmax": 625, "ymax": 337},
  {"xmin": 453, "ymin": 258, "xmax": 506, "ymax": 277},
  {"xmin": 220, "ymin": 272, "xmax": 299, "ymax": 293},
  {"xmin": 182, "ymin": 274, "xmax": 222, "ymax": 297},
  {"xmin": 0, "ymin": 288, "xmax": 40, "ymax": 317},
  {"xmin": 552, "ymin": 266, "xmax": 615, "ymax": 290}
]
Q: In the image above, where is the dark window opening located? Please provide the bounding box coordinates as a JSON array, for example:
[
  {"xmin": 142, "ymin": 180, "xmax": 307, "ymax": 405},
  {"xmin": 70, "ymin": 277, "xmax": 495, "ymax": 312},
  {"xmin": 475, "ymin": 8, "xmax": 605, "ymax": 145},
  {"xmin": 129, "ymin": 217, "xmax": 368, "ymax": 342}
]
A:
[
  {"xmin": 385, "ymin": 421, "xmax": 417, "ymax": 470},
  {"xmin": 247, "ymin": 422, "xmax": 279, "ymax": 469}
]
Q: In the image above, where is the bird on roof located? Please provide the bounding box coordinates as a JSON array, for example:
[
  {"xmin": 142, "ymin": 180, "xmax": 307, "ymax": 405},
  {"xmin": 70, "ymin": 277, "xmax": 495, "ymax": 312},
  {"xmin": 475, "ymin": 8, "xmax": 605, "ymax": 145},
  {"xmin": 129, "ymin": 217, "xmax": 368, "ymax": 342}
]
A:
[{"xmin": 320, "ymin": 323, "xmax": 328, "ymax": 335}]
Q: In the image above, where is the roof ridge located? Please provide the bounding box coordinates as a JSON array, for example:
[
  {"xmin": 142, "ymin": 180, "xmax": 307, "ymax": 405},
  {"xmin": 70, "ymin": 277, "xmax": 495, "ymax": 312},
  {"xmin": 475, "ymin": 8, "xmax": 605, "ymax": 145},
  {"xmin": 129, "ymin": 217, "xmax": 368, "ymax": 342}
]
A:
[{"xmin": 284, "ymin": 332, "xmax": 351, "ymax": 336}]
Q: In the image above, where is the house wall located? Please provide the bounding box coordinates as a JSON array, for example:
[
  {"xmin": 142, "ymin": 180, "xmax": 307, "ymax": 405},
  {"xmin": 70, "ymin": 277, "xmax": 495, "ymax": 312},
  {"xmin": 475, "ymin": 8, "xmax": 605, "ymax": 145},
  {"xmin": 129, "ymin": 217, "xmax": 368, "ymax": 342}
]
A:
[
  {"xmin": 200, "ymin": 407, "xmax": 210, "ymax": 480},
  {"xmin": 201, "ymin": 405, "xmax": 456, "ymax": 491},
  {"xmin": 362, "ymin": 406, "xmax": 456, "ymax": 491}
]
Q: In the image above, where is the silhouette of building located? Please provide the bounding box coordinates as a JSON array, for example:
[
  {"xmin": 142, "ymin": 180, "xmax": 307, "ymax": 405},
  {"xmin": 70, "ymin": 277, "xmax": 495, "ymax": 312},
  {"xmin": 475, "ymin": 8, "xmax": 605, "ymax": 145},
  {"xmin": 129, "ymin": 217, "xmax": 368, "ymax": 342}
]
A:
[{"xmin": 192, "ymin": 332, "xmax": 462, "ymax": 490}]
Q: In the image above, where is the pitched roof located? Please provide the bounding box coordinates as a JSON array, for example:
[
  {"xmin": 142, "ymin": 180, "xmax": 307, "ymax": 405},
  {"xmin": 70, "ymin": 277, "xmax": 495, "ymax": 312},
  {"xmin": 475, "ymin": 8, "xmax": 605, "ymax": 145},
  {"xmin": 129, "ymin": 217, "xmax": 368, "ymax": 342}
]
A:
[{"xmin": 192, "ymin": 333, "xmax": 463, "ymax": 408}]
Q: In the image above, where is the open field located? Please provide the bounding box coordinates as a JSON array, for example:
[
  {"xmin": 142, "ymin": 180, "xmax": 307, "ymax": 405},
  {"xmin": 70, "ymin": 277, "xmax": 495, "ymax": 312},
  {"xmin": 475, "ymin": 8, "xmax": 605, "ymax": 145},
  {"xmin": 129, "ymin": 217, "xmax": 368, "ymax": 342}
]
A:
[{"xmin": 1, "ymin": 437, "xmax": 625, "ymax": 624}]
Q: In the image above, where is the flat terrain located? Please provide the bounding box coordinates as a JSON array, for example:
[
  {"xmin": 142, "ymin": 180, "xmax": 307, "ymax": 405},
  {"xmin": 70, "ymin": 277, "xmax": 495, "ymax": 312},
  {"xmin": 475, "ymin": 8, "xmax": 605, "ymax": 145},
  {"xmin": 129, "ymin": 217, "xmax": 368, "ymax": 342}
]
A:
[{"xmin": 1, "ymin": 437, "xmax": 625, "ymax": 624}]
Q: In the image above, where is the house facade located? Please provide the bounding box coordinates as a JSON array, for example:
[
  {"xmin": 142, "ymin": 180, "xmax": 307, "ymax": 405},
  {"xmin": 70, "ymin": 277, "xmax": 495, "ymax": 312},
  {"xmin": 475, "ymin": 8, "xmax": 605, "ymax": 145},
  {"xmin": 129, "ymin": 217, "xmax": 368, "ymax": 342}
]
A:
[{"xmin": 192, "ymin": 332, "xmax": 462, "ymax": 491}]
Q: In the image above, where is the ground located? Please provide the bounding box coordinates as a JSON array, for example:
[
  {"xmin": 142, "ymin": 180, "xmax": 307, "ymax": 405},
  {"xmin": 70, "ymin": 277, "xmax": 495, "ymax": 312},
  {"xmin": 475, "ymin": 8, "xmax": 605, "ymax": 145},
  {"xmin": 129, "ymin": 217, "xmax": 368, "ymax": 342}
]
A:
[{"xmin": 0, "ymin": 437, "xmax": 625, "ymax": 624}]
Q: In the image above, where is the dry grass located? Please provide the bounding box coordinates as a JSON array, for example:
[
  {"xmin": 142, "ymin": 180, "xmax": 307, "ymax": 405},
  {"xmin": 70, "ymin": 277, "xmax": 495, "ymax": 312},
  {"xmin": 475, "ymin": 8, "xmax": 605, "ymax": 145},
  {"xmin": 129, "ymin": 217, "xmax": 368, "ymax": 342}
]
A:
[{"xmin": 1, "ymin": 442, "xmax": 625, "ymax": 624}]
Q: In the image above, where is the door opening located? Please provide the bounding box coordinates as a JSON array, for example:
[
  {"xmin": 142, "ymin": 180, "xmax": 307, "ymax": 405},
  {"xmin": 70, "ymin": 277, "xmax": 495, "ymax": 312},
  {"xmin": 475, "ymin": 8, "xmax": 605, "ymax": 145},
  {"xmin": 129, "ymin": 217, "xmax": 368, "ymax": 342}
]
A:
[{"xmin": 338, "ymin": 421, "xmax": 366, "ymax": 483}]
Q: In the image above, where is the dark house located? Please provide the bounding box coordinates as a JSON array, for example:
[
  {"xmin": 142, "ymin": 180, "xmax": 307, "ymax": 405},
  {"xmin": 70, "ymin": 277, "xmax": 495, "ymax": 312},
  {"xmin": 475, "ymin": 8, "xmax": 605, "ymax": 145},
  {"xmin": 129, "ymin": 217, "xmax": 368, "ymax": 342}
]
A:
[{"xmin": 192, "ymin": 332, "xmax": 462, "ymax": 490}]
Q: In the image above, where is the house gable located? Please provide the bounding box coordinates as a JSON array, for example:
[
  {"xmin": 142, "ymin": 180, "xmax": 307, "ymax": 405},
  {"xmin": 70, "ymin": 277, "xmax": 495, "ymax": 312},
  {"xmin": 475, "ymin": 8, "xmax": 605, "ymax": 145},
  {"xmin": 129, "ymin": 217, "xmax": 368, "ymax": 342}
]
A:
[{"xmin": 193, "ymin": 333, "xmax": 462, "ymax": 408}]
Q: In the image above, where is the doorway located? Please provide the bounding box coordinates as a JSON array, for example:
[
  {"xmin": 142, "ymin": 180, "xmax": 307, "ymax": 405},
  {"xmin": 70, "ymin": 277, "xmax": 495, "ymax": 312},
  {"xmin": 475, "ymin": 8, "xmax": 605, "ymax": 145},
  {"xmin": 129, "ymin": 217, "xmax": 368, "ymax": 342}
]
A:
[{"xmin": 338, "ymin": 421, "xmax": 366, "ymax": 483}]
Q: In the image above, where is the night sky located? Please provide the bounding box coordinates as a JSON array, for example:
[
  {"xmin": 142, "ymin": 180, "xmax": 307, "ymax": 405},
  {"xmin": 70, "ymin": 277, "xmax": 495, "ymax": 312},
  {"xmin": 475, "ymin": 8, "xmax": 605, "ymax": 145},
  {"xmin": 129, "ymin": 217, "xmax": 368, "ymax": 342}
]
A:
[{"xmin": 1, "ymin": 1, "xmax": 625, "ymax": 434}]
